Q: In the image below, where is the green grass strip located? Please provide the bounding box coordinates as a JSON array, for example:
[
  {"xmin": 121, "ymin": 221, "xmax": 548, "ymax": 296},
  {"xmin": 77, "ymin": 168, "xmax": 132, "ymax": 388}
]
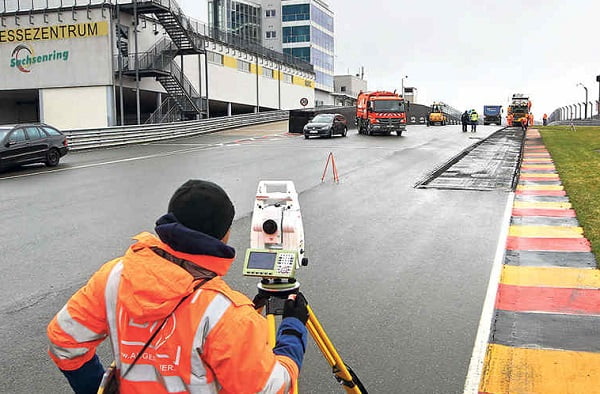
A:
[{"xmin": 538, "ymin": 126, "xmax": 600, "ymax": 266}]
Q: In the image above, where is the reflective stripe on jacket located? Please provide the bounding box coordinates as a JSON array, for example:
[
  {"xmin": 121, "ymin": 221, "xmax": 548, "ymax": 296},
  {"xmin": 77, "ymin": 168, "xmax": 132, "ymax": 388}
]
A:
[{"xmin": 48, "ymin": 232, "xmax": 299, "ymax": 393}]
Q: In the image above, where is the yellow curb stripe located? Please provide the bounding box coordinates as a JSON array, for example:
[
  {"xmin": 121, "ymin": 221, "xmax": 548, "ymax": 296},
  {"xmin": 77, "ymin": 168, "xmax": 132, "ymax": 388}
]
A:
[
  {"xmin": 501, "ymin": 265, "xmax": 600, "ymax": 288},
  {"xmin": 508, "ymin": 225, "xmax": 583, "ymax": 238},
  {"xmin": 516, "ymin": 184, "xmax": 564, "ymax": 191},
  {"xmin": 519, "ymin": 173, "xmax": 559, "ymax": 178},
  {"xmin": 480, "ymin": 343, "xmax": 600, "ymax": 394},
  {"xmin": 513, "ymin": 201, "xmax": 572, "ymax": 209}
]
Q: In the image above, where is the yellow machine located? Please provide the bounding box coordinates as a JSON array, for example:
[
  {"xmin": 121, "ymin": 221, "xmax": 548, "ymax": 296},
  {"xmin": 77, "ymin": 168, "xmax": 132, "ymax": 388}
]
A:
[
  {"xmin": 508, "ymin": 94, "xmax": 531, "ymax": 128},
  {"xmin": 427, "ymin": 102, "xmax": 447, "ymax": 126}
]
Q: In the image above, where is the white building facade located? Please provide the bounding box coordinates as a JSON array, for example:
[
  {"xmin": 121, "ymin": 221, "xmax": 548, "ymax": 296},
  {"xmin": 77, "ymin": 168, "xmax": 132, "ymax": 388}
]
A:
[{"xmin": 0, "ymin": 0, "xmax": 315, "ymax": 129}]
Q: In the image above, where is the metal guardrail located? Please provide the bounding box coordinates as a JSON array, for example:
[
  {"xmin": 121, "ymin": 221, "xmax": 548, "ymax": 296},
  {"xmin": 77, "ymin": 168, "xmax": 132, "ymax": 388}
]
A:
[
  {"xmin": 64, "ymin": 110, "xmax": 289, "ymax": 150},
  {"xmin": 548, "ymin": 119, "xmax": 600, "ymax": 126}
]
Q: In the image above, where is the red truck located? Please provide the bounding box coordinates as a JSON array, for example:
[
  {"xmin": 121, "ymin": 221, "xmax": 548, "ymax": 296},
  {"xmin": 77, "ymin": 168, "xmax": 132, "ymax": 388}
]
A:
[{"xmin": 356, "ymin": 91, "xmax": 408, "ymax": 136}]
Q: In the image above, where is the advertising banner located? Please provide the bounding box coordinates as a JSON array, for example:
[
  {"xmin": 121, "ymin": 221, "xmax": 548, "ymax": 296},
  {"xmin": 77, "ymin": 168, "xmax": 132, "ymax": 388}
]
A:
[{"xmin": 0, "ymin": 8, "xmax": 112, "ymax": 89}]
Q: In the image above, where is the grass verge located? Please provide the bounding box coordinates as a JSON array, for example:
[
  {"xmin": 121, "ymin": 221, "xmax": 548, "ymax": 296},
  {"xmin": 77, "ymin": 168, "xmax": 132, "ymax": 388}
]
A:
[{"xmin": 538, "ymin": 126, "xmax": 600, "ymax": 265}]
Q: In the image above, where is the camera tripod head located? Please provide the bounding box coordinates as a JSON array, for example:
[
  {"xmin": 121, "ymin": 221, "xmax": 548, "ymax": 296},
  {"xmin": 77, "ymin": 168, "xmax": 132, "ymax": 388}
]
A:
[{"xmin": 242, "ymin": 181, "xmax": 308, "ymax": 292}]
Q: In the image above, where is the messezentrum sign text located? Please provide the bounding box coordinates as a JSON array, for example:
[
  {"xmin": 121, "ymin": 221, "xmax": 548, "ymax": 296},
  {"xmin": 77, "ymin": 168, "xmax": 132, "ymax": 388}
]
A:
[{"xmin": 0, "ymin": 21, "xmax": 108, "ymax": 43}]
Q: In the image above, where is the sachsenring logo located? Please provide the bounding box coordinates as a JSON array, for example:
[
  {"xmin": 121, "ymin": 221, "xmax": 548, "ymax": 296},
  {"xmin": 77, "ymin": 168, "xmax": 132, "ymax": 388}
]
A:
[
  {"xmin": 11, "ymin": 43, "xmax": 34, "ymax": 72},
  {"xmin": 10, "ymin": 43, "xmax": 69, "ymax": 73}
]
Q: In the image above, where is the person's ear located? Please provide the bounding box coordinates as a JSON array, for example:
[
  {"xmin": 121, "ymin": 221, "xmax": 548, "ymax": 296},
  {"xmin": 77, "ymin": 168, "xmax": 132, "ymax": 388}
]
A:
[{"xmin": 221, "ymin": 229, "xmax": 231, "ymax": 244}]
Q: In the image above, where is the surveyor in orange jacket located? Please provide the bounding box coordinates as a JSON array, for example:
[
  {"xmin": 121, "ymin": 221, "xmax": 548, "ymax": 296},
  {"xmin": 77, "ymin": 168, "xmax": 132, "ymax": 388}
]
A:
[
  {"xmin": 47, "ymin": 180, "xmax": 308, "ymax": 394},
  {"xmin": 507, "ymin": 113, "xmax": 514, "ymax": 127}
]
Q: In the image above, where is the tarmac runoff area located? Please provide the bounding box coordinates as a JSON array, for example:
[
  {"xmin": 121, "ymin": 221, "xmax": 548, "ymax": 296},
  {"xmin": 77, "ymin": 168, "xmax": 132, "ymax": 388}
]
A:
[{"xmin": 473, "ymin": 129, "xmax": 600, "ymax": 393}]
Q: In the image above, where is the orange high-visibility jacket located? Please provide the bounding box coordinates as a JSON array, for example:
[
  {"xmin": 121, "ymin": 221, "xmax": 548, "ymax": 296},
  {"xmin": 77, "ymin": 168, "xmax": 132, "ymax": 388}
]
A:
[{"xmin": 47, "ymin": 232, "xmax": 299, "ymax": 393}]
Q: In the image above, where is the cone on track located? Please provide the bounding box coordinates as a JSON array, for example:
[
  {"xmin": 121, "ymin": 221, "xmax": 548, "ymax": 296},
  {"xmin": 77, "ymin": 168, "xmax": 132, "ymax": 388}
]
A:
[{"xmin": 321, "ymin": 152, "xmax": 339, "ymax": 183}]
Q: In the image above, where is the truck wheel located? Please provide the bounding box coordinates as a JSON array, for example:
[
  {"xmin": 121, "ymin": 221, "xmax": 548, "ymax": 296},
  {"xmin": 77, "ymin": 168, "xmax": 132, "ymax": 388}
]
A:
[
  {"xmin": 366, "ymin": 123, "xmax": 372, "ymax": 135},
  {"xmin": 397, "ymin": 130, "xmax": 403, "ymax": 136}
]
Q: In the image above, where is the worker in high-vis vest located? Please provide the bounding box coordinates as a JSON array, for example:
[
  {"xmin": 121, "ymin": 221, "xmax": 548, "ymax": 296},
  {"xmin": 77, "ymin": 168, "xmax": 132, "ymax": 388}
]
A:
[
  {"xmin": 47, "ymin": 180, "xmax": 308, "ymax": 394},
  {"xmin": 469, "ymin": 110, "xmax": 479, "ymax": 132}
]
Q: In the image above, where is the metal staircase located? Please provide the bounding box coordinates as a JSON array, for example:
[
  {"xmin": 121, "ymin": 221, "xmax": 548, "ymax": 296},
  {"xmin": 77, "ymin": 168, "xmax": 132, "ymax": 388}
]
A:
[
  {"xmin": 118, "ymin": 0, "xmax": 206, "ymax": 122},
  {"xmin": 123, "ymin": 37, "xmax": 203, "ymax": 122},
  {"xmin": 119, "ymin": 0, "xmax": 204, "ymax": 53}
]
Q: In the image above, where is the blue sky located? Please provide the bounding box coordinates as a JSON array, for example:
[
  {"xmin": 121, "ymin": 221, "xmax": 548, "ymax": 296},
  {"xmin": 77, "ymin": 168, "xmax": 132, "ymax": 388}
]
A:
[{"xmin": 182, "ymin": 0, "xmax": 599, "ymax": 119}]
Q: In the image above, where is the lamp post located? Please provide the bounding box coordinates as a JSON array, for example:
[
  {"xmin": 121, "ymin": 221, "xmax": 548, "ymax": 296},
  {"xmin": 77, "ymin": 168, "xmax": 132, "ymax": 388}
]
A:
[
  {"xmin": 401, "ymin": 75, "xmax": 407, "ymax": 98},
  {"xmin": 576, "ymin": 82, "xmax": 589, "ymax": 119},
  {"xmin": 597, "ymin": 75, "xmax": 600, "ymax": 117}
]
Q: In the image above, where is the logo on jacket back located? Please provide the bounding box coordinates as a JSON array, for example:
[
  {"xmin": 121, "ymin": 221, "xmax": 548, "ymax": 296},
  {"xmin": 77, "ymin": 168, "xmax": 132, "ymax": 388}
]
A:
[{"xmin": 10, "ymin": 43, "xmax": 69, "ymax": 73}]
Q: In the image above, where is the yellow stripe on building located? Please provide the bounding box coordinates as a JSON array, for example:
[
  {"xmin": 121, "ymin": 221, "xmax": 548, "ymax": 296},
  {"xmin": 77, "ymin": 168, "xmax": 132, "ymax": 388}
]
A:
[
  {"xmin": 513, "ymin": 201, "xmax": 572, "ymax": 210},
  {"xmin": 508, "ymin": 225, "xmax": 583, "ymax": 238},
  {"xmin": 223, "ymin": 55, "xmax": 237, "ymax": 68},
  {"xmin": 515, "ymin": 184, "xmax": 564, "ymax": 191},
  {"xmin": 480, "ymin": 343, "xmax": 600, "ymax": 394},
  {"xmin": 520, "ymin": 173, "xmax": 559, "ymax": 178},
  {"xmin": 501, "ymin": 265, "xmax": 600, "ymax": 288},
  {"xmin": 0, "ymin": 21, "xmax": 108, "ymax": 43},
  {"xmin": 293, "ymin": 75, "xmax": 315, "ymax": 88}
]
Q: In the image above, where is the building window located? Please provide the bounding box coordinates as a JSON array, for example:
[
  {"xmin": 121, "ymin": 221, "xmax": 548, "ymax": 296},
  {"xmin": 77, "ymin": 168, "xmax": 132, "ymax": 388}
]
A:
[
  {"xmin": 263, "ymin": 67, "xmax": 274, "ymax": 78},
  {"xmin": 266, "ymin": 30, "xmax": 277, "ymax": 39},
  {"xmin": 283, "ymin": 47, "xmax": 310, "ymax": 63},
  {"xmin": 283, "ymin": 73, "xmax": 293, "ymax": 84},
  {"xmin": 282, "ymin": 4, "xmax": 310, "ymax": 21},
  {"xmin": 311, "ymin": 4, "xmax": 334, "ymax": 31},
  {"xmin": 238, "ymin": 60, "xmax": 251, "ymax": 72},
  {"xmin": 265, "ymin": 9, "xmax": 276, "ymax": 17},
  {"xmin": 207, "ymin": 51, "xmax": 224, "ymax": 65},
  {"xmin": 311, "ymin": 27, "xmax": 334, "ymax": 52},
  {"xmin": 340, "ymin": 86, "xmax": 346, "ymax": 92},
  {"xmin": 283, "ymin": 25, "xmax": 310, "ymax": 43}
]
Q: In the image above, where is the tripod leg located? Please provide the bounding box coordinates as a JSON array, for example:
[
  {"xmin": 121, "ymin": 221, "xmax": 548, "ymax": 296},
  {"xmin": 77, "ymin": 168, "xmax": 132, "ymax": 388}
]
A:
[
  {"xmin": 306, "ymin": 305, "xmax": 364, "ymax": 393},
  {"xmin": 267, "ymin": 313, "xmax": 277, "ymax": 349}
]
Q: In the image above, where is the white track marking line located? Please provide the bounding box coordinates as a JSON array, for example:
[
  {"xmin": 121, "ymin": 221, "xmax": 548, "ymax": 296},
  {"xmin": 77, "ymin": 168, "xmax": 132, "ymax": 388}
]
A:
[
  {"xmin": 0, "ymin": 144, "xmax": 225, "ymax": 180},
  {"xmin": 463, "ymin": 192, "xmax": 514, "ymax": 394}
]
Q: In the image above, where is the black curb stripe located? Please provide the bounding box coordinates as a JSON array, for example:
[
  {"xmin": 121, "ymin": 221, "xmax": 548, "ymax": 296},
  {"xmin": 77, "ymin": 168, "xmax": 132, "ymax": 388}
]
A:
[
  {"xmin": 510, "ymin": 216, "xmax": 581, "ymax": 227},
  {"xmin": 490, "ymin": 310, "xmax": 600, "ymax": 352},
  {"xmin": 504, "ymin": 250, "xmax": 597, "ymax": 268},
  {"xmin": 514, "ymin": 195, "xmax": 570, "ymax": 203}
]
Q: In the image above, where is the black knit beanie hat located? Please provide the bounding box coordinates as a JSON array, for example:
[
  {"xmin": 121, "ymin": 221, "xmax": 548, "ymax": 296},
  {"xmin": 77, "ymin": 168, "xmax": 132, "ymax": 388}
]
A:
[{"xmin": 167, "ymin": 180, "xmax": 235, "ymax": 240}]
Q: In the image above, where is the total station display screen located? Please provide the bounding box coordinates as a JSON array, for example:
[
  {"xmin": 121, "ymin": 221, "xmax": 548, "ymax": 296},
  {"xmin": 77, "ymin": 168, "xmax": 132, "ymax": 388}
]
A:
[{"xmin": 247, "ymin": 251, "xmax": 278, "ymax": 270}]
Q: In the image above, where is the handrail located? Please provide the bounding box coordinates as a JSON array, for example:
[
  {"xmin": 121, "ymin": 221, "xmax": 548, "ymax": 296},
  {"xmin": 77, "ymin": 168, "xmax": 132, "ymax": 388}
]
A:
[{"xmin": 65, "ymin": 110, "xmax": 290, "ymax": 150}]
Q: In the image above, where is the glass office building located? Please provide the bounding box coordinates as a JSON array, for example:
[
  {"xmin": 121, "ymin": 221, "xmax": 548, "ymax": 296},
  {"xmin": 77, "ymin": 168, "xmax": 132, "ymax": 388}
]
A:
[
  {"xmin": 209, "ymin": 0, "xmax": 262, "ymax": 43},
  {"xmin": 281, "ymin": 0, "xmax": 334, "ymax": 95}
]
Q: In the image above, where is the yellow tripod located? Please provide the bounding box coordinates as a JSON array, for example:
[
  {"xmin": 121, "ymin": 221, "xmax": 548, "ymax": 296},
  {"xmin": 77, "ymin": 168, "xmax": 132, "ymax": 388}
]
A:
[{"xmin": 258, "ymin": 288, "xmax": 367, "ymax": 393}]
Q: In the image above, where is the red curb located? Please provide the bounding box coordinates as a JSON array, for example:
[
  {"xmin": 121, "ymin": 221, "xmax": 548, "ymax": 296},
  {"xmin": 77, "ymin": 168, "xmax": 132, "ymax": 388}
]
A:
[
  {"xmin": 506, "ymin": 237, "xmax": 591, "ymax": 252},
  {"xmin": 496, "ymin": 284, "xmax": 600, "ymax": 315},
  {"xmin": 521, "ymin": 166, "xmax": 556, "ymax": 170},
  {"xmin": 512, "ymin": 208, "xmax": 576, "ymax": 217},
  {"xmin": 515, "ymin": 190, "xmax": 566, "ymax": 196}
]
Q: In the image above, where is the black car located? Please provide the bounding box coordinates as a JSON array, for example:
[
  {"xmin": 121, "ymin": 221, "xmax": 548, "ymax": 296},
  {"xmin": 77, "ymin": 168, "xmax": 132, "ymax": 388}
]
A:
[
  {"xmin": 0, "ymin": 124, "xmax": 69, "ymax": 170},
  {"xmin": 303, "ymin": 113, "xmax": 348, "ymax": 139}
]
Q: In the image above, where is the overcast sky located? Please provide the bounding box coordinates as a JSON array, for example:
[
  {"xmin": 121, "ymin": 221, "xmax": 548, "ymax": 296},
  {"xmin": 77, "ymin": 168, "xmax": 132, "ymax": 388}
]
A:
[{"xmin": 181, "ymin": 0, "xmax": 599, "ymax": 118}]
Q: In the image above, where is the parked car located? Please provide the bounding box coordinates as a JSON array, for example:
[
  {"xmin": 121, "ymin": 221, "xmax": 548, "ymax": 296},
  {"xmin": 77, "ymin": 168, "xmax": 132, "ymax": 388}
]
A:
[
  {"xmin": 0, "ymin": 123, "xmax": 69, "ymax": 170},
  {"xmin": 303, "ymin": 113, "xmax": 348, "ymax": 139}
]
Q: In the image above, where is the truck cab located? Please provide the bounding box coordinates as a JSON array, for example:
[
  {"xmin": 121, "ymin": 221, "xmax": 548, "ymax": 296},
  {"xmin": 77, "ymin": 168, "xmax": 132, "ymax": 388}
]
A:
[
  {"xmin": 356, "ymin": 91, "xmax": 407, "ymax": 136},
  {"xmin": 483, "ymin": 105, "xmax": 503, "ymax": 125}
]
